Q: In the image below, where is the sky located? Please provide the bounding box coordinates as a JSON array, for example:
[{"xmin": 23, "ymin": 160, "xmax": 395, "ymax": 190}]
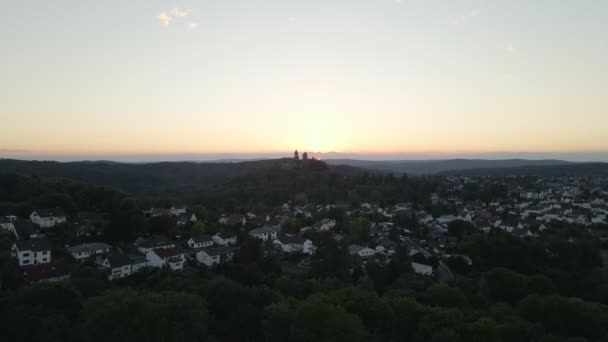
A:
[{"xmin": 1, "ymin": 0, "xmax": 607, "ymax": 161}]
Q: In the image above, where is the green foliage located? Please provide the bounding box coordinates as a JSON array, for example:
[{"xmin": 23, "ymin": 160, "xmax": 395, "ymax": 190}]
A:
[{"xmin": 81, "ymin": 289, "xmax": 208, "ymax": 342}]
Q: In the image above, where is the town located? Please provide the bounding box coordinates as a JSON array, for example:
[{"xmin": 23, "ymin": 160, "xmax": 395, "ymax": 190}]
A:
[{"xmin": 3, "ymin": 171, "xmax": 608, "ymax": 284}]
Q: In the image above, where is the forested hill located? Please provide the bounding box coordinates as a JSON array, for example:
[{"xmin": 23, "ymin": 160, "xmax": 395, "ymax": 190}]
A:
[
  {"xmin": 439, "ymin": 163, "xmax": 608, "ymax": 177},
  {"xmin": 325, "ymin": 159, "xmax": 573, "ymax": 175},
  {"xmin": 0, "ymin": 158, "xmax": 364, "ymax": 197}
]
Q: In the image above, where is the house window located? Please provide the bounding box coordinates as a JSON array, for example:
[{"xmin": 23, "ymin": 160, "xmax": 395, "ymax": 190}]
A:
[
  {"xmin": 42, "ymin": 258, "xmax": 48, "ymax": 262},
  {"xmin": 23, "ymin": 260, "xmax": 30, "ymax": 264}
]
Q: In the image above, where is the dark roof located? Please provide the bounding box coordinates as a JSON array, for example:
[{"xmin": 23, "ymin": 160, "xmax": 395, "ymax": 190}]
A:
[
  {"xmin": 152, "ymin": 247, "xmax": 183, "ymax": 259},
  {"xmin": 201, "ymin": 246, "xmax": 234, "ymax": 257},
  {"xmin": 216, "ymin": 232, "xmax": 236, "ymax": 239},
  {"xmin": 34, "ymin": 208, "xmax": 66, "ymax": 218},
  {"xmin": 22, "ymin": 262, "xmax": 71, "ymax": 282},
  {"xmin": 13, "ymin": 219, "xmax": 35, "ymax": 239},
  {"xmin": 128, "ymin": 254, "xmax": 148, "ymax": 264},
  {"xmin": 190, "ymin": 234, "xmax": 213, "ymax": 243},
  {"xmin": 134, "ymin": 235, "xmax": 173, "ymax": 249},
  {"xmin": 106, "ymin": 253, "xmax": 132, "ymax": 267},
  {"xmin": 178, "ymin": 212, "xmax": 195, "ymax": 221},
  {"xmin": 67, "ymin": 242, "xmax": 111, "ymax": 254},
  {"xmin": 277, "ymin": 236, "xmax": 307, "ymax": 245},
  {"xmin": 249, "ymin": 225, "xmax": 280, "ymax": 235},
  {"xmin": 0, "ymin": 216, "xmax": 12, "ymax": 224},
  {"xmin": 73, "ymin": 212, "xmax": 103, "ymax": 223},
  {"xmin": 14, "ymin": 238, "xmax": 51, "ymax": 252}
]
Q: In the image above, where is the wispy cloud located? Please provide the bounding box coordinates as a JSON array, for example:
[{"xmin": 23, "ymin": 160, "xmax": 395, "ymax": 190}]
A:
[
  {"xmin": 157, "ymin": 12, "xmax": 172, "ymax": 28},
  {"xmin": 188, "ymin": 22, "xmax": 200, "ymax": 30},
  {"xmin": 171, "ymin": 7, "xmax": 191, "ymax": 19},
  {"xmin": 453, "ymin": 8, "xmax": 481, "ymax": 25}
]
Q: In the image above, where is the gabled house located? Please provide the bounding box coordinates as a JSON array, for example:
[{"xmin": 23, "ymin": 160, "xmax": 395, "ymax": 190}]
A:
[
  {"xmin": 66, "ymin": 242, "xmax": 111, "ymax": 262},
  {"xmin": 102, "ymin": 254, "xmax": 133, "ymax": 280},
  {"xmin": 412, "ymin": 262, "xmax": 434, "ymax": 276},
  {"xmin": 134, "ymin": 235, "xmax": 175, "ymax": 254},
  {"xmin": 196, "ymin": 246, "xmax": 235, "ymax": 267},
  {"xmin": 146, "ymin": 247, "xmax": 185, "ymax": 271},
  {"xmin": 177, "ymin": 212, "xmax": 197, "ymax": 225},
  {"xmin": 213, "ymin": 233, "xmax": 237, "ymax": 246},
  {"xmin": 187, "ymin": 234, "xmax": 214, "ymax": 249},
  {"xmin": 12, "ymin": 239, "xmax": 52, "ymax": 266},
  {"xmin": 249, "ymin": 225, "xmax": 280, "ymax": 241},
  {"xmin": 348, "ymin": 244, "xmax": 376, "ymax": 258},
  {"xmin": 30, "ymin": 209, "xmax": 67, "ymax": 228},
  {"xmin": 170, "ymin": 206, "xmax": 188, "ymax": 217},
  {"xmin": 273, "ymin": 236, "xmax": 314, "ymax": 255},
  {"xmin": 11, "ymin": 219, "xmax": 38, "ymax": 240}
]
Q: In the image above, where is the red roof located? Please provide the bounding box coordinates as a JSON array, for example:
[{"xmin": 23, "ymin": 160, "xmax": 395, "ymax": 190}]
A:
[{"xmin": 22, "ymin": 263, "xmax": 71, "ymax": 282}]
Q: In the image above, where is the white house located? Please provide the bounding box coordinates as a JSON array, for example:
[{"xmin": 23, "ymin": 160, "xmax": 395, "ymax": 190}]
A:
[
  {"xmin": 30, "ymin": 209, "xmax": 67, "ymax": 228},
  {"xmin": 145, "ymin": 247, "xmax": 185, "ymax": 271},
  {"xmin": 249, "ymin": 225, "xmax": 280, "ymax": 241},
  {"xmin": 412, "ymin": 262, "xmax": 434, "ymax": 276},
  {"xmin": 170, "ymin": 206, "xmax": 188, "ymax": 217},
  {"xmin": 134, "ymin": 235, "xmax": 175, "ymax": 254},
  {"xmin": 12, "ymin": 239, "xmax": 52, "ymax": 266},
  {"xmin": 196, "ymin": 246, "xmax": 235, "ymax": 267},
  {"xmin": 348, "ymin": 244, "xmax": 376, "ymax": 258},
  {"xmin": 66, "ymin": 242, "xmax": 111, "ymax": 262},
  {"xmin": 0, "ymin": 216, "xmax": 15, "ymax": 232},
  {"xmin": 274, "ymin": 236, "xmax": 315, "ymax": 255},
  {"xmin": 213, "ymin": 233, "xmax": 238, "ymax": 246},
  {"xmin": 177, "ymin": 212, "xmax": 198, "ymax": 225},
  {"xmin": 103, "ymin": 254, "xmax": 133, "ymax": 280},
  {"xmin": 187, "ymin": 235, "xmax": 214, "ymax": 249}
]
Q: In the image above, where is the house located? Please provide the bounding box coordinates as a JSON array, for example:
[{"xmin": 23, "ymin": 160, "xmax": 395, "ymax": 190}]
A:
[
  {"xmin": 227, "ymin": 213, "xmax": 247, "ymax": 226},
  {"xmin": 249, "ymin": 225, "xmax": 280, "ymax": 241},
  {"xmin": 0, "ymin": 216, "xmax": 15, "ymax": 232},
  {"xmin": 72, "ymin": 212, "xmax": 104, "ymax": 237},
  {"xmin": 146, "ymin": 247, "xmax": 186, "ymax": 271},
  {"xmin": 196, "ymin": 246, "xmax": 235, "ymax": 267},
  {"xmin": 312, "ymin": 218, "xmax": 336, "ymax": 232},
  {"xmin": 129, "ymin": 254, "xmax": 150, "ymax": 273},
  {"xmin": 22, "ymin": 262, "xmax": 71, "ymax": 283},
  {"xmin": 12, "ymin": 239, "xmax": 52, "ymax": 266},
  {"xmin": 134, "ymin": 235, "xmax": 175, "ymax": 254},
  {"xmin": 274, "ymin": 236, "xmax": 314, "ymax": 255},
  {"xmin": 30, "ymin": 209, "xmax": 67, "ymax": 228},
  {"xmin": 66, "ymin": 242, "xmax": 111, "ymax": 262},
  {"xmin": 177, "ymin": 212, "xmax": 197, "ymax": 225},
  {"xmin": 10, "ymin": 219, "xmax": 38, "ymax": 240},
  {"xmin": 102, "ymin": 254, "xmax": 133, "ymax": 280},
  {"xmin": 187, "ymin": 234, "xmax": 214, "ymax": 249},
  {"xmin": 412, "ymin": 262, "xmax": 434, "ymax": 276},
  {"xmin": 170, "ymin": 206, "xmax": 188, "ymax": 217},
  {"xmin": 213, "ymin": 233, "xmax": 237, "ymax": 246},
  {"xmin": 150, "ymin": 208, "xmax": 171, "ymax": 217},
  {"xmin": 348, "ymin": 244, "xmax": 376, "ymax": 258}
]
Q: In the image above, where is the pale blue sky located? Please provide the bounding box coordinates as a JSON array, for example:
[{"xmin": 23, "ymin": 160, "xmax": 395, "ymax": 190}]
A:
[{"xmin": 1, "ymin": 0, "xmax": 607, "ymax": 160}]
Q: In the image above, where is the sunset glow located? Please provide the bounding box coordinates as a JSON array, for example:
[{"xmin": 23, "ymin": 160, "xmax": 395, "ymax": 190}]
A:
[{"xmin": 1, "ymin": 0, "xmax": 607, "ymax": 160}]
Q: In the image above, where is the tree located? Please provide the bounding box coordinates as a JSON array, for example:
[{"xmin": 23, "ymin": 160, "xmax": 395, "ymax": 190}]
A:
[
  {"xmin": 81, "ymin": 289, "xmax": 208, "ymax": 342},
  {"xmin": 289, "ymin": 299, "xmax": 367, "ymax": 342},
  {"xmin": 420, "ymin": 284, "xmax": 469, "ymax": 308},
  {"xmin": 344, "ymin": 217, "xmax": 371, "ymax": 243}
]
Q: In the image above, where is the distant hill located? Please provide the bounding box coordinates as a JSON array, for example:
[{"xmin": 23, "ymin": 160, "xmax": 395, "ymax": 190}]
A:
[
  {"xmin": 0, "ymin": 158, "xmax": 363, "ymax": 197},
  {"xmin": 439, "ymin": 163, "xmax": 608, "ymax": 177},
  {"xmin": 325, "ymin": 159, "xmax": 573, "ymax": 175}
]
